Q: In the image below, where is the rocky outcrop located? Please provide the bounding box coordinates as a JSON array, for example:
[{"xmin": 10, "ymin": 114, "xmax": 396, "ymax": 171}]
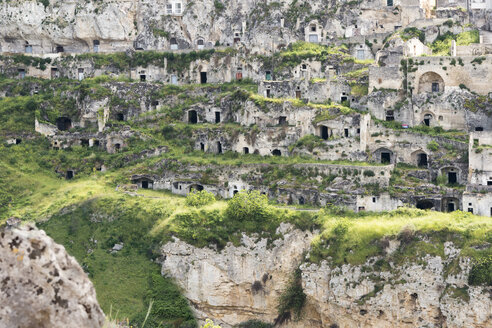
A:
[
  {"xmin": 0, "ymin": 224, "xmax": 105, "ymax": 328},
  {"xmin": 161, "ymin": 229, "xmax": 492, "ymax": 328},
  {"xmin": 161, "ymin": 223, "xmax": 314, "ymax": 327}
]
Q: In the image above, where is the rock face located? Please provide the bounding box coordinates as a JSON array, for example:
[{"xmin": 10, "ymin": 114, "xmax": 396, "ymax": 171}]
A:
[
  {"xmin": 161, "ymin": 230, "xmax": 492, "ymax": 328},
  {"xmin": 0, "ymin": 225, "xmax": 105, "ymax": 328},
  {"xmin": 161, "ymin": 223, "xmax": 314, "ymax": 326}
]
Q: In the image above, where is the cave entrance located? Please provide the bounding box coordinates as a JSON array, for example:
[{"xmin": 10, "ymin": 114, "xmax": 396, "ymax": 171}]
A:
[
  {"xmin": 448, "ymin": 172, "xmax": 457, "ymax": 184},
  {"xmin": 416, "ymin": 199, "xmax": 433, "ymax": 210},
  {"xmin": 188, "ymin": 110, "xmax": 198, "ymax": 124},
  {"xmin": 56, "ymin": 117, "xmax": 72, "ymax": 131},
  {"xmin": 272, "ymin": 149, "xmax": 281, "ymax": 156},
  {"xmin": 200, "ymin": 72, "xmax": 207, "ymax": 84},
  {"xmin": 321, "ymin": 126, "xmax": 329, "ymax": 140},
  {"xmin": 217, "ymin": 141, "xmax": 222, "ymax": 154},
  {"xmin": 215, "ymin": 112, "xmax": 221, "ymax": 123},
  {"xmin": 417, "ymin": 153, "xmax": 428, "ymax": 167},
  {"xmin": 66, "ymin": 170, "xmax": 74, "ymax": 180},
  {"xmin": 381, "ymin": 152, "xmax": 391, "ymax": 164},
  {"xmin": 243, "ymin": 147, "xmax": 249, "ymax": 154}
]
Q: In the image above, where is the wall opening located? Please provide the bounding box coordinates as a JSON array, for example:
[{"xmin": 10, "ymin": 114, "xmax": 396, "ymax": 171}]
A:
[
  {"xmin": 81, "ymin": 139, "xmax": 89, "ymax": 147},
  {"xmin": 344, "ymin": 128, "xmax": 349, "ymax": 137},
  {"xmin": 170, "ymin": 38, "xmax": 178, "ymax": 50},
  {"xmin": 416, "ymin": 199, "xmax": 434, "ymax": 210},
  {"xmin": 25, "ymin": 44, "xmax": 32, "ymax": 53},
  {"xmin": 266, "ymin": 89, "xmax": 271, "ymax": 98},
  {"xmin": 475, "ymin": 127, "xmax": 484, "ymax": 131},
  {"xmin": 190, "ymin": 184, "xmax": 204, "ymax": 192},
  {"xmin": 55, "ymin": 45, "xmax": 64, "ymax": 53},
  {"xmin": 217, "ymin": 141, "xmax": 222, "ymax": 154},
  {"xmin": 386, "ymin": 110, "xmax": 394, "ymax": 121},
  {"xmin": 200, "ymin": 72, "xmax": 207, "ymax": 84},
  {"xmin": 448, "ymin": 172, "xmax": 457, "ymax": 184},
  {"xmin": 94, "ymin": 140, "xmax": 100, "ymax": 147},
  {"xmin": 296, "ymin": 90, "xmax": 301, "ymax": 99},
  {"xmin": 417, "ymin": 153, "xmax": 428, "ymax": 167},
  {"xmin": 272, "ymin": 149, "xmax": 281, "ymax": 156},
  {"xmin": 51, "ymin": 68, "xmax": 58, "ymax": 79},
  {"xmin": 423, "ymin": 114, "xmax": 432, "ymax": 126},
  {"xmin": 265, "ymin": 71, "xmax": 272, "ymax": 80},
  {"xmin": 279, "ymin": 116, "xmax": 287, "ymax": 126},
  {"xmin": 140, "ymin": 74, "xmax": 146, "ymax": 82},
  {"xmin": 93, "ymin": 40, "xmax": 100, "ymax": 52},
  {"xmin": 188, "ymin": 110, "xmax": 198, "ymax": 124},
  {"xmin": 321, "ymin": 126, "xmax": 329, "ymax": 140},
  {"xmin": 66, "ymin": 170, "xmax": 74, "ymax": 180},
  {"xmin": 18, "ymin": 69, "xmax": 25, "ymax": 79},
  {"xmin": 78, "ymin": 68, "xmax": 84, "ymax": 81},
  {"xmin": 381, "ymin": 152, "xmax": 391, "ymax": 164},
  {"xmin": 56, "ymin": 117, "xmax": 72, "ymax": 131},
  {"xmin": 418, "ymin": 72, "xmax": 444, "ymax": 94},
  {"xmin": 200, "ymin": 143, "xmax": 205, "ymax": 151},
  {"xmin": 114, "ymin": 143, "xmax": 121, "ymax": 151},
  {"xmin": 116, "ymin": 113, "xmax": 124, "ymax": 121},
  {"xmin": 243, "ymin": 147, "xmax": 249, "ymax": 154},
  {"xmin": 299, "ymin": 196, "xmax": 305, "ymax": 205},
  {"xmin": 215, "ymin": 112, "xmax": 221, "ymax": 123}
]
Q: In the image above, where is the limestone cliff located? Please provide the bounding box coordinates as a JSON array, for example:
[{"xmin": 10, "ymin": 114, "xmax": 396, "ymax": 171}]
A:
[
  {"xmin": 161, "ymin": 225, "xmax": 492, "ymax": 328},
  {"xmin": 0, "ymin": 224, "xmax": 105, "ymax": 328}
]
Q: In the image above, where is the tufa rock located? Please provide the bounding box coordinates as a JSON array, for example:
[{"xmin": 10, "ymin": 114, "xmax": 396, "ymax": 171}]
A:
[{"xmin": 0, "ymin": 224, "xmax": 105, "ymax": 328}]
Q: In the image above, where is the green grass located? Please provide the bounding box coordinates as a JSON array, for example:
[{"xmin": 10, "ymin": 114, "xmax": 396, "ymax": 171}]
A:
[{"xmin": 309, "ymin": 207, "xmax": 492, "ymax": 268}]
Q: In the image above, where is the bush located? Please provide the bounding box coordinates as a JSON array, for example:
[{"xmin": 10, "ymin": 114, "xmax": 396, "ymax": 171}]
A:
[
  {"xmin": 276, "ymin": 268, "xmax": 306, "ymax": 322},
  {"xmin": 363, "ymin": 170, "xmax": 375, "ymax": 177},
  {"xmin": 468, "ymin": 257, "xmax": 492, "ymax": 286},
  {"xmin": 225, "ymin": 190, "xmax": 269, "ymax": 222},
  {"xmin": 185, "ymin": 190, "xmax": 215, "ymax": 207},
  {"xmin": 427, "ymin": 141, "xmax": 439, "ymax": 152}
]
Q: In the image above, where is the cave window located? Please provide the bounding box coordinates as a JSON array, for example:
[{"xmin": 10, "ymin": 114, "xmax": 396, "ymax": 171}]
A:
[
  {"xmin": 272, "ymin": 149, "xmax": 281, "ymax": 156},
  {"xmin": 357, "ymin": 128, "xmax": 360, "ymax": 134},
  {"xmin": 301, "ymin": 64, "xmax": 307, "ymax": 70},
  {"xmin": 468, "ymin": 208, "xmax": 473, "ymax": 213},
  {"xmin": 243, "ymin": 147, "xmax": 249, "ymax": 154},
  {"xmin": 200, "ymin": 143, "xmax": 205, "ymax": 151},
  {"xmin": 431, "ymin": 82, "xmax": 439, "ymax": 93},
  {"xmin": 310, "ymin": 25, "xmax": 316, "ymax": 32},
  {"xmin": 215, "ymin": 111, "xmax": 221, "ymax": 123},
  {"xmin": 15, "ymin": 139, "xmax": 21, "ymax": 144},
  {"xmin": 279, "ymin": 116, "xmax": 287, "ymax": 126},
  {"xmin": 344, "ymin": 128, "xmax": 349, "ymax": 137},
  {"xmin": 341, "ymin": 96, "xmax": 348, "ymax": 102},
  {"xmin": 475, "ymin": 127, "xmax": 484, "ymax": 131},
  {"xmin": 372, "ymin": 197, "xmax": 376, "ymax": 203},
  {"xmin": 358, "ymin": 206, "xmax": 365, "ymax": 211},
  {"xmin": 116, "ymin": 113, "xmax": 124, "ymax": 121},
  {"xmin": 188, "ymin": 110, "xmax": 198, "ymax": 124},
  {"xmin": 140, "ymin": 74, "xmax": 146, "ymax": 82},
  {"xmin": 55, "ymin": 45, "xmax": 64, "ymax": 53},
  {"xmin": 488, "ymin": 180, "xmax": 492, "ymax": 186}
]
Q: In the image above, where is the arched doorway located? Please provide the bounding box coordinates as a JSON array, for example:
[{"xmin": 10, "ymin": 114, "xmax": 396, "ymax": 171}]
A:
[
  {"xmin": 418, "ymin": 72, "xmax": 444, "ymax": 94},
  {"xmin": 56, "ymin": 117, "xmax": 72, "ymax": 131}
]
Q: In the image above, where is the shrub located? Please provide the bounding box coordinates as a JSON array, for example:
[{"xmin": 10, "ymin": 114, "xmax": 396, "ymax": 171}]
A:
[
  {"xmin": 276, "ymin": 268, "xmax": 306, "ymax": 322},
  {"xmin": 427, "ymin": 141, "xmax": 439, "ymax": 152},
  {"xmin": 363, "ymin": 170, "xmax": 375, "ymax": 177},
  {"xmin": 185, "ymin": 190, "xmax": 215, "ymax": 207},
  {"xmin": 225, "ymin": 190, "xmax": 269, "ymax": 222},
  {"xmin": 468, "ymin": 257, "xmax": 492, "ymax": 286}
]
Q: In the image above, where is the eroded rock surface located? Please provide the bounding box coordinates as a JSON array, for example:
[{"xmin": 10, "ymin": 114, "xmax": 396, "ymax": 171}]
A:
[
  {"xmin": 0, "ymin": 225, "xmax": 105, "ymax": 328},
  {"xmin": 161, "ymin": 223, "xmax": 314, "ymax": 326},
  {"xmin": 162, "ymin": 229, "xmax": 492, "ymax": 328}
]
